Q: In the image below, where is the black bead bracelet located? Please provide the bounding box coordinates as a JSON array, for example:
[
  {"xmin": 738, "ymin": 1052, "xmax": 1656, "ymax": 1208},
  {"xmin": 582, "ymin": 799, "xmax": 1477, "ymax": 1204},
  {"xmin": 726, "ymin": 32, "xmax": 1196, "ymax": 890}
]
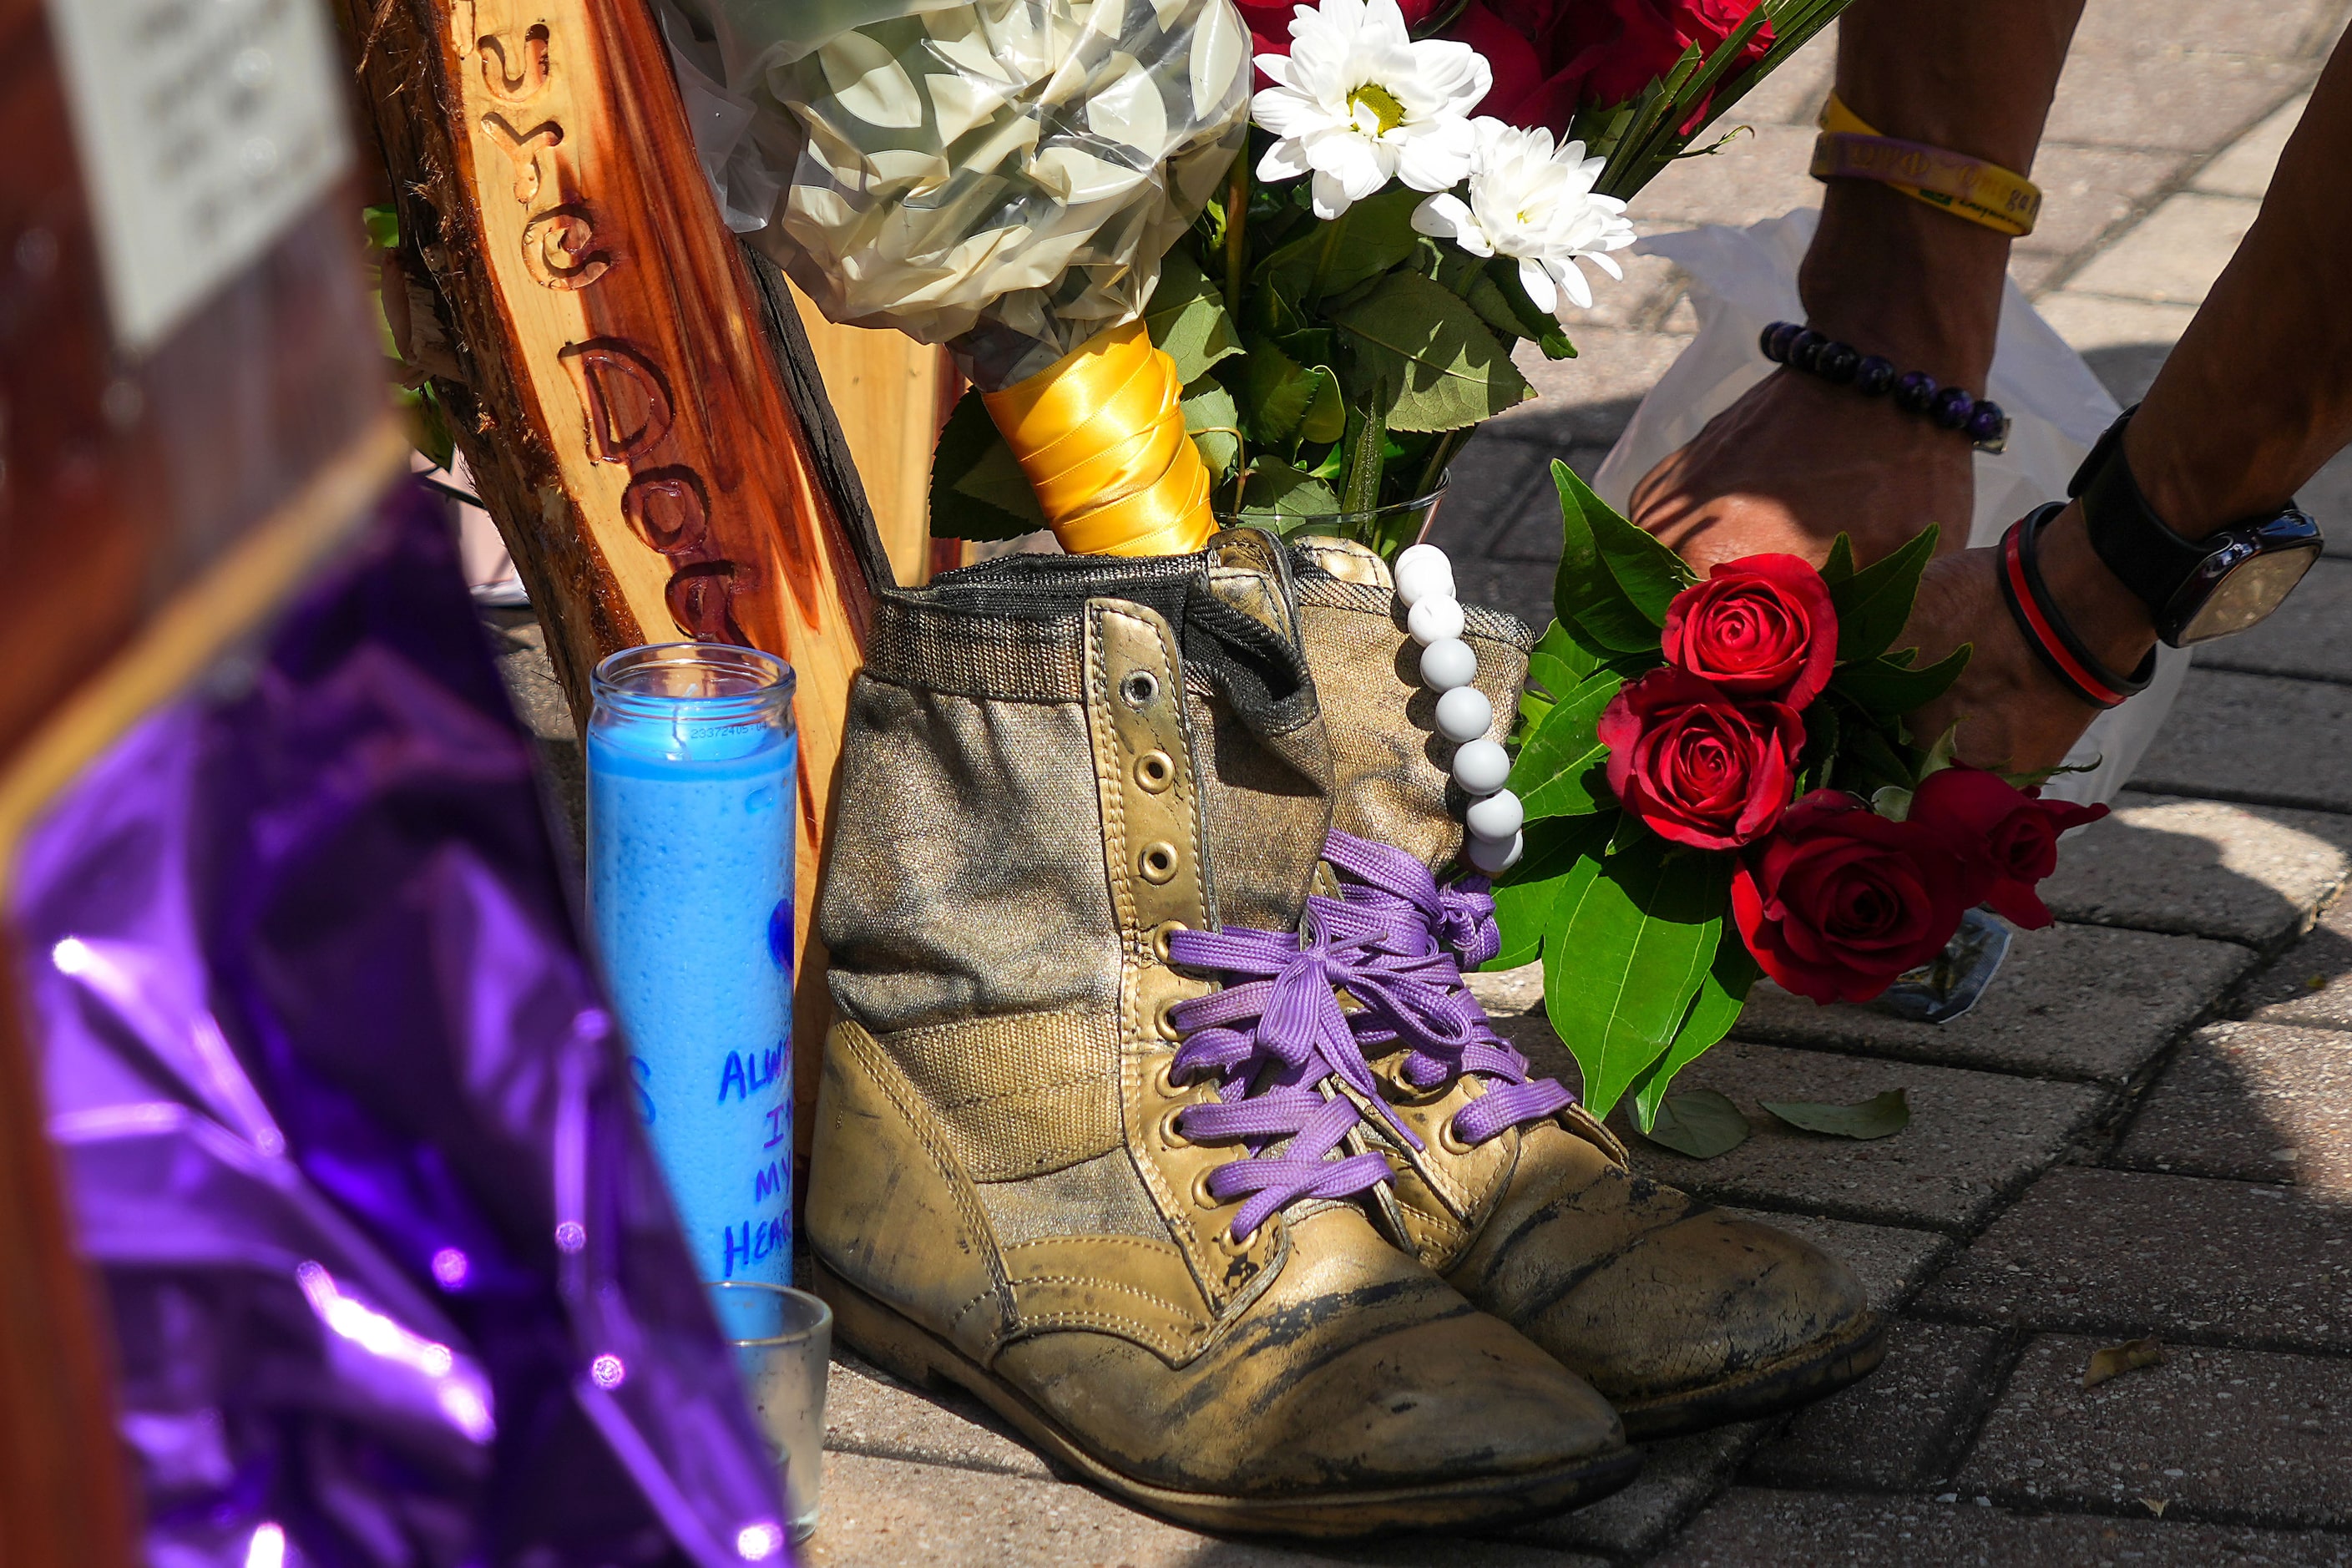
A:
[{"xmin": 1760, "ymin": 321, "xmax": 2011, "ymax": 454}]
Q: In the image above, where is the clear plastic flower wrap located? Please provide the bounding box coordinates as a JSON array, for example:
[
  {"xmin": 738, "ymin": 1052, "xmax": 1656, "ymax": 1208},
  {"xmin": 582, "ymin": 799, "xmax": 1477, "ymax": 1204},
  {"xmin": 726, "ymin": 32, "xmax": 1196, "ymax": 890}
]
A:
[{"xmin": 685, "ymin": 0, "xmax": 1251, "ymax": 392}]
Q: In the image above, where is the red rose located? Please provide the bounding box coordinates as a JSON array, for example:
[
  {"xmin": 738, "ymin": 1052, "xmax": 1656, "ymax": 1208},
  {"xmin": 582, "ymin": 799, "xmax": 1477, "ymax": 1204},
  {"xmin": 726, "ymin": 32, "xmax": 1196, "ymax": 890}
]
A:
[
  {"xmin": 1662, "ymin": 554, "xmax": 1837, "ymax": 707},
  {"xmin": 1732, "ymin": 791, "xmax": 1974, "ymax": 1004},
  {"xmin": 1599, "ymin": 668, "xmax": 1804, "ymax": 850},
  {"xmin": 1908, "ymin": 765, "xmax": 2109, "ymax": 928},
  {"xmin": 1456, "ymin": 0, "xmax": 1773, "ymax": 131}
]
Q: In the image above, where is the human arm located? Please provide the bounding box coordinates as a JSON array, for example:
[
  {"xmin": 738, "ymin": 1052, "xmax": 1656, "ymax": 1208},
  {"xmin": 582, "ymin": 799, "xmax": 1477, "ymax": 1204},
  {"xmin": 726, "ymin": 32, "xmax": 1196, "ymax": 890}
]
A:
[{"xmin": 1627, "ymin": 0, "xmax": 2085, "ymax": 572}]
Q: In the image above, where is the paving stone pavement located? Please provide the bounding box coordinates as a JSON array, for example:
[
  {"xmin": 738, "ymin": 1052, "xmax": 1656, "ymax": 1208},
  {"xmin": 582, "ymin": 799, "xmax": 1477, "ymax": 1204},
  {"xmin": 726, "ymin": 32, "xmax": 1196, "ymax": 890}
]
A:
[{"xmin": 480, "ymin": 2, "xmax": 2352, "ymax": 1558}]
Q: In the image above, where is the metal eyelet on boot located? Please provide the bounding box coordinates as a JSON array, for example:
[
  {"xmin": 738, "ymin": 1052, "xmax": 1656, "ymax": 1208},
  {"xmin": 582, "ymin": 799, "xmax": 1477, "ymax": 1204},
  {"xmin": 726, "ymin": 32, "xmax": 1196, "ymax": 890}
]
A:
[
  {"xmin": 1149, "ymin": 1055, "xmax": 1184, "ymax": 1099},
  {"xmin": 1135, "ymin": 750, "xmax": 1176, "ymax": 792},
  {"xmin": 1138, "ymin": 842, "xmax": 1180, "ymax": 884},
  {"xmin": 1120, "ymin": 670, "xmax": 1160, "ymax": 708},
  {"xmin": 1153, "ymin": 998, "xmax": 1185, "ymax": 1041},
  {"xmin": 1151, "ymin": 919, "xmax": 1188, "ymax": 964},
  {"xmin": 1438, "ymin": 1115, "xmax": 1476, "ymax": 1156},
  {"xmin": 1159, "ymin": 1105, "xmax": 1193, "ymax": 1148}
]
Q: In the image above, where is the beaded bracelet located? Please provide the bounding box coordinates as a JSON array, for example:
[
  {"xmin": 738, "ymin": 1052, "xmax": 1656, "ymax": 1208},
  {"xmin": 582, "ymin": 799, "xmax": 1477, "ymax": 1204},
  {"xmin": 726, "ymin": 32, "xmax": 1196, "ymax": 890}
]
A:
[
  {"xmin": 1393, "ymin": 544, "xmax": 1525, "ymax": 874},
  {"xmin": 1759, "ymin": 321, "xmax": 2011, "ymax": 455}
]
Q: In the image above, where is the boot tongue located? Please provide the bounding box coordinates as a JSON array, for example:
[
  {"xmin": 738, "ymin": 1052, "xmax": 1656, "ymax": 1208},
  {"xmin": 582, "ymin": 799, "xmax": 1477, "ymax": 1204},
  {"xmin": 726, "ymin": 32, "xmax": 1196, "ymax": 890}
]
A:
[
  {"xmin": 1286, "ymin": 539, "xmax": 1530, "ymax": 877},
  {"xmin": 928, "ymin": 543, "xmax": 1334, "ymax": 933}
]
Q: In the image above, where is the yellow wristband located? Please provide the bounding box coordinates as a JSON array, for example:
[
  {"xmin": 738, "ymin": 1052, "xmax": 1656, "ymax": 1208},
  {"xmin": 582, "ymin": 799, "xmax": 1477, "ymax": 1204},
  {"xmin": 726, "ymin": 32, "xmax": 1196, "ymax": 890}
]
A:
[
  {"xmin": 981, "ymin": 318, "xmax": 1216, "ymax": 559},
  {"xmin": 1811, "ymin": 94, "xmax": 2041, "ymax": 238}
]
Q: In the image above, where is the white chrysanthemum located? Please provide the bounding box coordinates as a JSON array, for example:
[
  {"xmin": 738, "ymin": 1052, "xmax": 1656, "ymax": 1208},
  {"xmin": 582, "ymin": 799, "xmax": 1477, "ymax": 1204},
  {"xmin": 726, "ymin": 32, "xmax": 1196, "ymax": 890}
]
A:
[
  {"xmin": 1412, "ymin": 119, "xmax": 1637, "ymax": 318},
  {"xmin": 1251, "ymin": 0, "xmax": 1492, "ymax": 220}
]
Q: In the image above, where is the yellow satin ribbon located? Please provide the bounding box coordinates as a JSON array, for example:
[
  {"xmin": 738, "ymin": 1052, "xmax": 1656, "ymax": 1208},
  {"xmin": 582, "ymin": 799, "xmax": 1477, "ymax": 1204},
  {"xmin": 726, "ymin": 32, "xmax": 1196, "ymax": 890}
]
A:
[
  {"xmin": 1813, "ymin": 94, "xmax": 2041, "ymax": 238},
  {"xmin": 981, "ymin": 317, "xmax": 1216, "ymax": 558}
]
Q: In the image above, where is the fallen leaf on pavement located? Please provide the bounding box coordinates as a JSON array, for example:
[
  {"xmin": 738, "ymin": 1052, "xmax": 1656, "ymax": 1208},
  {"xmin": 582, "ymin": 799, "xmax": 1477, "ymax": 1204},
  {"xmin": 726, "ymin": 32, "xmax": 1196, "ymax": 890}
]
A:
[
  {"xmin": 2083, "ymin": 1337, "xmax": 2165, "ymax": 1389},
  {"xmin": 1639, "ymin": 1090, "xmax": 1751, "ymax": 1160},
  {"xmin": 1760, "ymin": 1089, "xmax": 1910, "ymax": 1140},
  {"xmin": 2140, "ymin": 1498, "xmax": 2167, "ymax": 1517}
]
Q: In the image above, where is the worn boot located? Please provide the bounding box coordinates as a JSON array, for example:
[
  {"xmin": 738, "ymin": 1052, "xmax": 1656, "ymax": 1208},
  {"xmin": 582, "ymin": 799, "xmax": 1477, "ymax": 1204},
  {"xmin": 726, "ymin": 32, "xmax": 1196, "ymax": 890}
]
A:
[
  {"xmin": 807, "ymin": 541, "xmax": 1637, "ymax": 1535},
  {"xmin": 1282, "ymin": 537, "xmax": 1884, "ymax": 1440}
]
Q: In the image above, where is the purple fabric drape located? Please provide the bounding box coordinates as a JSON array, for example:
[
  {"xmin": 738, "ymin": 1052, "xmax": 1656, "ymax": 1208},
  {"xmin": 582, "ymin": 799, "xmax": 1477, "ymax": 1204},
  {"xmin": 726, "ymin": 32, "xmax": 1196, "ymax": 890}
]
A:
[{"xmin": 11, "ymin": 482, "xmax": 787, "ymax": 1567}]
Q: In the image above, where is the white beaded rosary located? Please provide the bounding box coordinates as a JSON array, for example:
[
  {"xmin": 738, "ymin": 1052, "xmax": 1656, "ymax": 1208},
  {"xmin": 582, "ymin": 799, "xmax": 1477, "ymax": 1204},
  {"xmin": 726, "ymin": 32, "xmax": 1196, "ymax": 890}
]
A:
[{"xmin": 1394, "ymin": 544, "xmax": 1524, "ymax": 874}]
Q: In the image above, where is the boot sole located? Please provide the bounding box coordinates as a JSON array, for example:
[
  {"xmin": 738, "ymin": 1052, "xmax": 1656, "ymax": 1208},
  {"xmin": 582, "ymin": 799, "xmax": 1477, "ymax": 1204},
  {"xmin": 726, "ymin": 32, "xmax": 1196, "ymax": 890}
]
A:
[
  {"xmin": 1613, "ymin": 1308, "xmax": 1888, "ymax": 1442},
  {"xmin": 812, "ymin": 1257, "xmax": 1642, "ymax": 1538}
]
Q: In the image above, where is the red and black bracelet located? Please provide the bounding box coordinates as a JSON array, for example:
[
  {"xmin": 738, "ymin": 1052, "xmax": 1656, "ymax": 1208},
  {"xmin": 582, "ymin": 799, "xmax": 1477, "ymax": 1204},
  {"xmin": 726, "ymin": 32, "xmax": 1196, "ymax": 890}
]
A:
[
  {"xmin": 1760, "ymin": 321, "xmax": 2011, "ymax": 455},
  {"xmin": 1998, "ymin": 502, "xmax": 2155, "ymax": 709}
]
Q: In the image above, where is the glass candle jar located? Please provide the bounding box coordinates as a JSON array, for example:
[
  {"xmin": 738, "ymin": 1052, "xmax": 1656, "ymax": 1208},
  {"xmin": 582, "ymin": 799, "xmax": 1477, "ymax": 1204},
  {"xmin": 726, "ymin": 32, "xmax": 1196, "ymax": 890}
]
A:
[{"xmin": 588, "ymin": 643, "xmax": 797, "ymax": 1287}]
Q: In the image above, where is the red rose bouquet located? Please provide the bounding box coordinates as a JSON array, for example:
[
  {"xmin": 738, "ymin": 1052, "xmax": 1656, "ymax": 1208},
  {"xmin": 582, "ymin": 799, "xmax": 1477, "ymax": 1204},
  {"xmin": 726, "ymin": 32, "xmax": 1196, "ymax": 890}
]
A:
[{"xmin": 1490, "ymin": 464, "xmax": 2106, "ymax": 1127}]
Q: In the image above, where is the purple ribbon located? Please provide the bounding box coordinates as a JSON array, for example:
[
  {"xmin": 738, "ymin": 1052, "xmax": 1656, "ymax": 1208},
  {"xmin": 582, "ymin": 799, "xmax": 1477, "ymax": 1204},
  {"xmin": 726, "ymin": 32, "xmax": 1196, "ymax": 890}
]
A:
[{"xmin": 1314, "ymin": 831, "xmax": 1578, "ymax": 1146}]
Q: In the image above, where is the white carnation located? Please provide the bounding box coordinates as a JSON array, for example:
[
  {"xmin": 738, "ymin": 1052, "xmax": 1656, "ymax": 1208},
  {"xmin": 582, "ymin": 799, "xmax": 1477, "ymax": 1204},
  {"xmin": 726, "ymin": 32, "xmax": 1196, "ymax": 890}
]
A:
[
  {"xmin": 1411, "ymin": 118, "xmax": 1637, "ymax": 318},
  {"xmin": 1250, "ymin": 0, "xmax": 1491, "ymax": 220}
]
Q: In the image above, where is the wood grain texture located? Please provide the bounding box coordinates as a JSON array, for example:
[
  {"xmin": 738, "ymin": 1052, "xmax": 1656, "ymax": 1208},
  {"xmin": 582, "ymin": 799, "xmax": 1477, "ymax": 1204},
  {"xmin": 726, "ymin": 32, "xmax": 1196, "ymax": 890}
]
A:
[
  {"xmin": 339, "ymin": 0, "xmax": 898, "ymax": 1146},
  {"xmin": 787, "ymin": 279, "xmax": 949, "ymax": 586}
]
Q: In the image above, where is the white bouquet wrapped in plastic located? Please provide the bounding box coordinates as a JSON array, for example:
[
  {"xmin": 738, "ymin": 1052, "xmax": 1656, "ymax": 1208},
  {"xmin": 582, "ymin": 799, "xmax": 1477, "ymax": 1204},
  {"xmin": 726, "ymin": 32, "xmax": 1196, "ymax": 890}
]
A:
[{"xmin": 685, "ymin": 0, "xmax": 1250, "ymax": 393}]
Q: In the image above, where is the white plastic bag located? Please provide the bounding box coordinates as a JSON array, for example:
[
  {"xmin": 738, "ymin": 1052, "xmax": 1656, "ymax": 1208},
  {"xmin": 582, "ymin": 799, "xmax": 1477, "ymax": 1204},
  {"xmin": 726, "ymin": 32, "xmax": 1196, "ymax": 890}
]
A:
[{"xmin": 1591, "ymin": 208, "xmax": 2185, "ymax": 806}]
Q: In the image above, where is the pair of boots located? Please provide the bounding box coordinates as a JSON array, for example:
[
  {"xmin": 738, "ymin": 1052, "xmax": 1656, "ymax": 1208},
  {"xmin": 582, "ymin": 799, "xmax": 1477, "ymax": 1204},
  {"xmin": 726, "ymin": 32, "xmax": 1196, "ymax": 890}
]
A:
[{"xmin": 806, "ymin": 531, "xmax": 1882, "ymax": 1535}]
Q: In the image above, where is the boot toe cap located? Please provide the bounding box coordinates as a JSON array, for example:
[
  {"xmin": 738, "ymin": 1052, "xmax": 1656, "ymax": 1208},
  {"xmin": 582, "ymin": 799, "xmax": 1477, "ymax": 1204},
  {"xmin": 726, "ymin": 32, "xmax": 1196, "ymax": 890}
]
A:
[
  {"xmin": 1253, "ymin": 1306, "xmax": 1628, "ymax": 1493},
  {"xmin": 1541, "ymin": 1208, "xmax": 1872, "ymax": 1404}
]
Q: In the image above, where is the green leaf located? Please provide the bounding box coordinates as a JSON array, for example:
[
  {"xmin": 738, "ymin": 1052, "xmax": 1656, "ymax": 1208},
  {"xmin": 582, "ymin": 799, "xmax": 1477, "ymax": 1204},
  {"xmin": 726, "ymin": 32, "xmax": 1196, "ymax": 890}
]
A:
[
  {"xmin": 1240, "ymin": 335, "xmax": 1343, "ymax": 448},
  {"xmin": 1636, "ymin": 1089, "xmax": 1751, "ymax": 1158},
  {"xmin": 1256, "ymin": 186, "xmax": 1427, "ymax": 311},
  {"xmin": 1528, "ymin": 619, "xmax": 1602, "ymax": 696},
  {"xmin": 395, "ymin": 383, "xmax": 455, "ymax": 470},
  {"xmin": 1831, "ymin": 524, "xmax": 1940, "ymax": 663},
  {"xmin": 1829, "ymin": 709, "xmax": 1918, "ymax": 798},
  {"xmin": 1145, "ymin": 249, "xmax": 1244, "ymax": 385},
  {"xmin": 362, "ymin": 203, "xmax": 401, "ymax": 250},
  {"xmin": 1485, "ymin": 814, "xmax": 1613, "ymax": 971},
  {"xmin": 1454, "ymin": 256, "xmax": 1576, "ymax": 360},
  {"xmin": 1328, "ymin": 271, "xmax": 1532, "ymax": 433},
  {"xmin": 1822, "ymin": 532, "xmax": 1856, "ymax": 586},
  {"xmin": 1830, "ymin": 643, "xmax": 1971, "ymax": 716},
  {"xmin": 1543, "ymin": 835, "xmax": 1731, "ymax": 1119},
  {"xmin": 1798, "ymin": 696, "xmax": 1842, "ymax": 794},
  {"xmin": 1181, "ymin": 376, "xmax": 1240, "ymax": 482},
  {"xmin": 1513, "ymin": 669, "xmax": 1624, "ymax": 819},
  {"xmin": 1627, "ymin": 928, "xmax": 1760, "ymax": 1130},
  {"xmin": 1761, "ymin": 1089, "xmax": 1911, "ymax": 1141},
  {"xmin": 1237, "ymin": 458, "xmax": 1340, "ymax": 531},
  {"xmin": 1339, "ymin": 382, "xmax": 1388, "ymax": 514},
  {"xmin": 930, "ymin": 390, "xmax": 1047, "ymax": 542},
  {"xmin": 1552, "ymin": 461, "xmax": 1665, "ymax": 655},
  {"xmin": 1588, "ymin": 497, "xmax": 1697, "ymax": 625}
]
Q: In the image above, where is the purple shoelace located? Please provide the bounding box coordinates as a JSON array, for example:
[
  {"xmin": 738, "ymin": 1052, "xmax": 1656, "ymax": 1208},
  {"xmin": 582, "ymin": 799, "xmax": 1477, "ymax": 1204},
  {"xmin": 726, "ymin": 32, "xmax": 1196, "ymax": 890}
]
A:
[
  {"xmin": 1162, "ymin": 913, "xmax": 1416, "ymax": 1242},
  {"xmin": 1316, "ymin": 830, "xmax": 1578, "ymax": 1145}
]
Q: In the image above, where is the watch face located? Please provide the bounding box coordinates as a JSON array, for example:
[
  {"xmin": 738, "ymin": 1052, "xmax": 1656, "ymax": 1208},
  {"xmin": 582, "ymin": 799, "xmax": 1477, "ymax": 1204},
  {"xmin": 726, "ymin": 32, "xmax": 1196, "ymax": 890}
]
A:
[{"xmin": 2175, "ymin": 543, "xmax": 2319, "ymax": 644}]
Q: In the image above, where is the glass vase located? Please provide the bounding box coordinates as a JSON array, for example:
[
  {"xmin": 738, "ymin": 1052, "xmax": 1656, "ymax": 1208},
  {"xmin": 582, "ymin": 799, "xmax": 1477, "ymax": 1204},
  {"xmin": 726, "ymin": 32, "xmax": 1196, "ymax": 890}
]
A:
[
  {"xmin": 588, "ymin": 642, "xmax": 797, "ymax": 1287},
  {"xmin": 1216, "ymin": 478, "xmax": 1448, "ymax": 562}
]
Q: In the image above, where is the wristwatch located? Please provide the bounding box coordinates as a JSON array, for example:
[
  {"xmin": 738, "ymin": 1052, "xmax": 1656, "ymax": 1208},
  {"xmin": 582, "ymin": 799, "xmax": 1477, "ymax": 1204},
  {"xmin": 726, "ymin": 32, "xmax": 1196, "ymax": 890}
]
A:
[{"xmin": 2071, "ymin": 407, "xmax": 2324, "ymax": 646}]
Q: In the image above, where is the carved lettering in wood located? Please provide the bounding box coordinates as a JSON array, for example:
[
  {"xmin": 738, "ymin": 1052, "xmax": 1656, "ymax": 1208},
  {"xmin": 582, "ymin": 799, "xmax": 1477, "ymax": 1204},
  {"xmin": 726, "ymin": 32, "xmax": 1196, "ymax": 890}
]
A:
[
  {"xmin": 558, "ymin": 339, "xmax": 673, "ymax": 464},
  {"xmin": 476, "ymin": 24, "xmax": 550, "ymax": 103},
  {"xmin": 622, "ymin": 468, "xmax": 709, "ymax": 555},
  {"xmin": 479, "ymin": 111, "xmax": 562, "ymax": 205},
  {"xmin": 521, "ymin": 205, "xmax": 609, "ymax": 289}
]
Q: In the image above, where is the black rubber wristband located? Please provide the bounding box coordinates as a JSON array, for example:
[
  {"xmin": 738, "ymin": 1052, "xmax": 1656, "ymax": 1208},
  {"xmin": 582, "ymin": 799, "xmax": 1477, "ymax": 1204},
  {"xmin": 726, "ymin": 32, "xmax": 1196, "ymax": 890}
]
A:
[{"xmin": 1998, "ymin": 502, "xmax": 2156, "ymax": 711}]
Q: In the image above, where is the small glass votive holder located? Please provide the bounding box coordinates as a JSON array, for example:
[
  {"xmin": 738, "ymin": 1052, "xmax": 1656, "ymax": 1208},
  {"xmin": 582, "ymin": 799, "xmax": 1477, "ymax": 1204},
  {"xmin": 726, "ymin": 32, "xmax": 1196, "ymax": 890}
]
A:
[{"xmin": 709, "ymin": 1280, "xmax": 832, "ymax": 1541}]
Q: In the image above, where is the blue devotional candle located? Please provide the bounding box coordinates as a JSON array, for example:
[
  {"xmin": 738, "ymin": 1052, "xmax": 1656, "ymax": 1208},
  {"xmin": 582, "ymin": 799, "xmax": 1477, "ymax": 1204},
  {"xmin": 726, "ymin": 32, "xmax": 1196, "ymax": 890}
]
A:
[{"xmin": 588, "ymin": 644, "xmax": 797, "ymax": 1287}]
